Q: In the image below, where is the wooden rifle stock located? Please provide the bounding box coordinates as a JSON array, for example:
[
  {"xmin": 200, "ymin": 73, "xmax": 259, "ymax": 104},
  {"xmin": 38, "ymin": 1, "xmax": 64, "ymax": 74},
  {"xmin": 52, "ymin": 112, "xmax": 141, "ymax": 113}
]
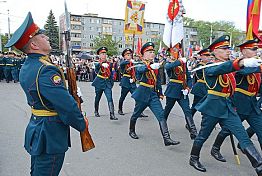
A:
[{"xmin": 66, "ymin": 68, "xmax": 95, "ymax": 152}]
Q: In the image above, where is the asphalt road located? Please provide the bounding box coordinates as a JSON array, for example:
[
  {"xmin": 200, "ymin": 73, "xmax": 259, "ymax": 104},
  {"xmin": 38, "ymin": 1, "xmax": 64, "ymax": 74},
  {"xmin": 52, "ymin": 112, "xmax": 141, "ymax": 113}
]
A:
[{"xmin": 0, "ymin": 81, "xmax": 260, "ymax": 176}]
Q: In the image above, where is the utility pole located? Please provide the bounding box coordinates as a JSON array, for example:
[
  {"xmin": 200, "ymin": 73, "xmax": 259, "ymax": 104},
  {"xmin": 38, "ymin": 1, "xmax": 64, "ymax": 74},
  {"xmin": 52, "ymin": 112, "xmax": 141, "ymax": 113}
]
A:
[
  {"xmin": 7, "ymin": 9, "xmax": 11, "ymax": 51},
  {"xmin": 0, "ymin": 1, "xmax": 7, "ymax": 52},
  {"xmin": 210, "ymin": 24, "xmax": 213, "ymax": 45}
]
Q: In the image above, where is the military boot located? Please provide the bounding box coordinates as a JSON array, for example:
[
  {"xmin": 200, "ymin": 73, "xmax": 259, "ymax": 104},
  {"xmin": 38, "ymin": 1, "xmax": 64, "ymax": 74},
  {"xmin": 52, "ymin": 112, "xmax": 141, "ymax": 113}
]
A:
[
  {"xmin": 129, "ymin": 119, "xmax": 139, "ymax": 139},
  {"xmin": 159, "ymin": 120, "xmax": 180, "ymax": 146},
  {"xmin": 108, "ymin": 102, "xmax": 118, "ymax": 120},
  {"xmin": 190, "ymin": 145, "xmax": 206, "ymax": 172},
  {"xmin": 211, "ymin": 134, "xmax": 227, "ymax": 162},
  {"xmin": 244, "ymin": 145, "xmax": 262, "ymax": 176},
  {"xmin": 94, "ymin": 102, "xmax": 100, "ymax": 117},
  {"xmin": 118, "ymin": 100, "xmax": 124, "ymax": 115},
  {"xmin": 185, "ymin": 116, "xmax": 198, "ymax": 140}
]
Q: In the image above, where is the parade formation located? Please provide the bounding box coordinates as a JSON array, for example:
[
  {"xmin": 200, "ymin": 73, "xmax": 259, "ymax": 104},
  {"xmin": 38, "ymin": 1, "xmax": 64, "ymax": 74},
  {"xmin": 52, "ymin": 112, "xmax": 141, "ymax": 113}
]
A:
[{"xmin": 2, "ymin": 0, "xmax": 262, "ymax": 175}]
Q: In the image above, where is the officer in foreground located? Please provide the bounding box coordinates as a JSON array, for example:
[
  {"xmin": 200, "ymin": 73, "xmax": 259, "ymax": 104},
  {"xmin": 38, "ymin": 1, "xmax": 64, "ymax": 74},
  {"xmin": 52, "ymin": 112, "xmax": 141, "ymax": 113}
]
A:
[
  {"xmin": 5, "ymin": 12, "xmax": 88, "ymax": 175},
  {"xmin": 210, "ymin": 38, "xmax": 262, "ymax": 162},
  {"xmin": 189, "ymin": 35, "xmax": 262, "ymax": 176}
]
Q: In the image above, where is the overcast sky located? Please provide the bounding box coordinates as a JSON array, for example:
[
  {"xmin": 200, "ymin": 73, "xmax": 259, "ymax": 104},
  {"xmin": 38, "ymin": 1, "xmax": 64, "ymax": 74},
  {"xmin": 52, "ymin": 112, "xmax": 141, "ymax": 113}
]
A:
[{"xmin": 0, "ymin": 0, "xmax": 255, "ymax": 34}]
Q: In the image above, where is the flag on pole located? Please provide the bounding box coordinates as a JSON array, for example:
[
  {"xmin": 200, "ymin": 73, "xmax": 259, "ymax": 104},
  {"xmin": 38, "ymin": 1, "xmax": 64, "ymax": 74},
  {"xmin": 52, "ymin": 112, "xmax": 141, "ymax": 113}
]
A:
[
  {"xmin": 246, "ymin": 0, "xmax": 261, "ymax": 40},
  {"xmin": 124, "ymin": 0, "xmax": 145, "ymax": 35},
  {"xmin": 163, "ymin": 0, "xmax": 185, "ymax": 48}
]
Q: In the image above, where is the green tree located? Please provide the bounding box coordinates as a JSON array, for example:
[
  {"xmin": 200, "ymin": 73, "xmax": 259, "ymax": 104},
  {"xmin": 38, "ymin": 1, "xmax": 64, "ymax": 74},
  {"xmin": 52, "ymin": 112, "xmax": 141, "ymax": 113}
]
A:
[
  {"xmin": 93, "ymin": 35, "xmax": 119, "ymax": 56},
  {"xmin": 183, "ymin": 17, "xmax": 245, "ymax": 48},
  {"xmin": 1, "ymin": 34, "xmax": 9, "ymax": 52},
  {"xmin": 44, "ymin": 10, "xmax": 60, "ymax": 53}
]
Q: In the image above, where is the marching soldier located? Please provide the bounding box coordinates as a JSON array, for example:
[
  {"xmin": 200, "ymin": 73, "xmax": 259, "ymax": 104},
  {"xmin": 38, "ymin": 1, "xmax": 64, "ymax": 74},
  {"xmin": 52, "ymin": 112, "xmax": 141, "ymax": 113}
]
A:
[
  {"xmin": 128, "ymin": 42, "xmax": 180, "ymax": 146},
  {"xmin": 210, "ymin": 38, "xmax": 262, "ymax": 162},
  {"xmin": 189, "ymin": 35, "xmax": 262, "ymax": 176},
  {"xmin": 4, "ymin": 51, "xmax": 15, "ymax": 83},
  {"xmin": 118, "ymin": 48, "xmax": 147, "ymax": 117},
  {"xmin": 163, "ymin": 45, "xmax": 198, "ymax": 140},
  {"xmin": 190, "ymin": 48, "xmax": 211, "ymax": 118},
  {"xmin": 0, "ymin": 51, "xmax": 5, "ymax": 81},
  {"xmin": 92, "ymin": 47, "xmax": 117, "ymax": 120},
  {"xmin": 5, "ymin": 12, "xmax": 88, "ymax": 175}
]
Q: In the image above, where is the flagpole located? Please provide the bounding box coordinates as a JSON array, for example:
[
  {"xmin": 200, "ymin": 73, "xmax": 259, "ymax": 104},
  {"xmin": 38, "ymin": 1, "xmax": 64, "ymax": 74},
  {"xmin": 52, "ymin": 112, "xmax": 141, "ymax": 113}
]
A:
[{"xmin": 132, "ymin": 31, "xmax": 135, "ymax": 59}]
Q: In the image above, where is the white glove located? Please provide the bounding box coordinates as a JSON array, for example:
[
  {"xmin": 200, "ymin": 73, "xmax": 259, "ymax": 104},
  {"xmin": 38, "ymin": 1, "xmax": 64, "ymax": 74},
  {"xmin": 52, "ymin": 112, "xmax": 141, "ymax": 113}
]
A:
[
  {"xmin": 150, "ymin": 63, "xmax": 161, "ymax": 69},
  {"xmin": 180, "ymin": 57, "xmax": 187, "ymax": 63},
  {"xmin": 181, "ymin": 89, "xmax": 189, "ymax": 96},
  {"xmin": 77, "ymin": 87, "xmax": 83, "ymax": 97},
  {"xmin": 130, "ymin": 59, "xmax": 135, "ymax": 63},
  {"xmin": 102, "ymin": 63, "xmax": 109, "ymax": 68},
  {"xmin": 130, "ymin": 78, "xmax": 134, "ymax": 83},
  {"xmin": 243, "ymin": 58, "xmax": 262, "ymax": 67}
]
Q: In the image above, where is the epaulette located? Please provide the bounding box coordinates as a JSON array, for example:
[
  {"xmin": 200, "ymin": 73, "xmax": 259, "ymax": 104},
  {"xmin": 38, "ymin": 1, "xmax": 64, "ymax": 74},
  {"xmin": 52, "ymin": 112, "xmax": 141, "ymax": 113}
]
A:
[{"xmin": 39, "ymin": 56, "xmax": 54, "ymax": 66}]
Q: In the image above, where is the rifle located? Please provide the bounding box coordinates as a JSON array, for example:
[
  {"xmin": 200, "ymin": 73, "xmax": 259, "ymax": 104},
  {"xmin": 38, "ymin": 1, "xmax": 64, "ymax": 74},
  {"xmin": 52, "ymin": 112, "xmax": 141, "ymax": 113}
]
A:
[{"xmin": 64, "ymin": 1, "xmax": 95, "ymax": 152}]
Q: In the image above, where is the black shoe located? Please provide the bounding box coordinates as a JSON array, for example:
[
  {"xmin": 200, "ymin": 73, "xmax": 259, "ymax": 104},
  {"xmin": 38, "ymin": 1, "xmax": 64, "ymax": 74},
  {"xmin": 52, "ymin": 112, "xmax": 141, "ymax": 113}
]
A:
[
  {"xmin": 118, "ymin": 110, "xmax": 124, "ymax": 115},
  {"xmin": 110, "ymin": 113, "xmax": 118, "ymax": 120},
  {"xmin": 211, "ymin": 147, "xmax": 226, "ymax": 162},
  {"xmin": 139, "ymin": 112, "xmax": 148, "ymax": 118},
  {"xmin": 6, "ymin": 80, "xmax": 9, "ymax": 83},
  {"xmin": 129, "ymin": 131, "xmax": 139, "ymax": 139},
  {"xmin": 95, "ymin": 111, "xmax": 100, "ymax": 117},
  {"xmin": 164, "ymin": 138, "xmax": 180, "ymax": 146},
  {"xmin": 189, "ymin": 156, "xmax": 206, "ymax": 172}
]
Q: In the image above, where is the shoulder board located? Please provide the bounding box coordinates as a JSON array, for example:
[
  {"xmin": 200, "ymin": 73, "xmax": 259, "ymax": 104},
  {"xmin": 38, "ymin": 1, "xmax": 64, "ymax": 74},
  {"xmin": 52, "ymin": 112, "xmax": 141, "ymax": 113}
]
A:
[{"xmin": 39, "ymin": 56, "xmax": 54, "ymax": 66}]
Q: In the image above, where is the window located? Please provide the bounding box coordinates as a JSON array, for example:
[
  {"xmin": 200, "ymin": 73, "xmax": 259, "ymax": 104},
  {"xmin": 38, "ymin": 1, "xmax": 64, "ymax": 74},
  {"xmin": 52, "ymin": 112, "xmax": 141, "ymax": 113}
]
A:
[
  {"xmin": 97, "ymin": 19, "xmax": 100, "ymax": 24},
  {"xmin": 118, "ymin": 44, "xmax": 123, "ymax": 48},
  {"xmin": 90, "ymin": 35, "xmax": 94, "ymax": 39},
  {"xmin": 97, "ymin": 27, "xmax": 102, "ymax": 32},
  {"xmin": 90, "ymin": 43, "xmax": 94, "ymax": 47}
]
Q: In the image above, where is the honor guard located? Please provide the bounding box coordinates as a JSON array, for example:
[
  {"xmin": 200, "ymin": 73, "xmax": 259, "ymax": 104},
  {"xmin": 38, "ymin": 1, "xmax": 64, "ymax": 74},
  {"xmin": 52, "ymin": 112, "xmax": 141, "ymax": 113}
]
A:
[
  {"xmin": 0, "ymin": 51, "xmax": 5, "ymax": 81},
  {"xmin": 190, "ymin": 48, "xmax": 211, "ymax": 118},
  {"xmin": 4, "ymin": 51, "xmax": 16, "ymax": 83},
  {"xmin": 5, "ymin": 12, "xmax": 88, "ymax": 175},
  {"xmin": 118, "ymin": 48, "xmax": 148, "ymax": 117},
  {"xmin": 189, "ymin": 35, "xmax": 262, "ymax": 176},
  {"xmin": 163, "ymin": 46, "xmax": 198, "ymax": 140},
  {"xmin": 92, "ymin": 47, "xmax": 117, "ymax": 120},
  {"xmin": 210, "ymin": 38, "xmax": 262, "ymax": 162},
  {"xmin": 118, "ymin": 48, "xmax": 136, "ymax": 115},
  {"xmin": 128, "ymin": 42, "xmax": 180, "ymax": 146}
]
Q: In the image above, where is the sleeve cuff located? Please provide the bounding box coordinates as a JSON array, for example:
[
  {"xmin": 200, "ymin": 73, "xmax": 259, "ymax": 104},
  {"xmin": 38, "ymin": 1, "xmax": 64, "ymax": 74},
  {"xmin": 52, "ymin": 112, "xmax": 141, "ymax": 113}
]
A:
[{"xmin": 232, "ymin": 58, "xmax": 241, "ymax": 71}]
